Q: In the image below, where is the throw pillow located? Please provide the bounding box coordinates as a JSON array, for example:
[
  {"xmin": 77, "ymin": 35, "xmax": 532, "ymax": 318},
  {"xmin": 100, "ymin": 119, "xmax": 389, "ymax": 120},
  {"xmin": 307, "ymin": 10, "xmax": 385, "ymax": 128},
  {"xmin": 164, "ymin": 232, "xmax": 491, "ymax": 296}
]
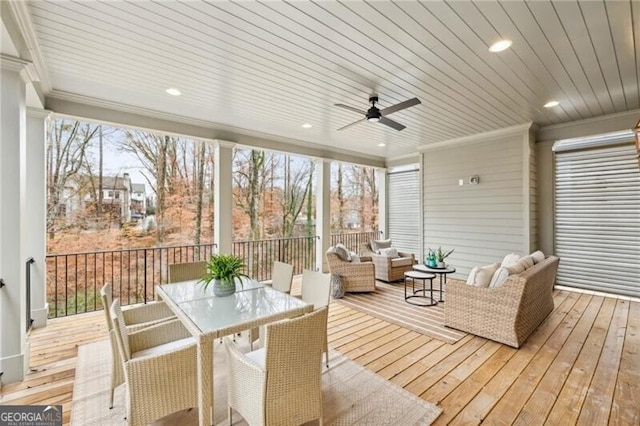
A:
[
  {"xmin": 474, "ymin": 263, "xmax": 500, "ymax": 288},
  {"xmin": 530, "ymin": 250, "xmax": 545, "ymax": 264},
  {"xmin": 379, "ymin": 247, "xmax": 399, "ymax": 258},
  {"xmin": 330, "ymin": 273, "xmax": 345, "ymax": 299},
  {"xmin": 489, "ymin": 266, "xmax": 510, "ymax": 288},
  {"xmin": 333, "ymin": 244, "xmax": 350, "ymax": 261},
  {"xmin": 466, "ymin": 266, "xmax": 479, "ymax": 285},
  {"xmin": 370, "ymin": 239, "xmax": 392, "ymax": 253},
  {"xmin": 506, "ymin": 256, "xmax": 535, "ymax": 275},
  {"xmin": 349, "ymin": 252, "xmax": 361, "ymax": 263},
  {"xmin": 501, "ymin": 253, "xmax": 520, "ymax": 268}
]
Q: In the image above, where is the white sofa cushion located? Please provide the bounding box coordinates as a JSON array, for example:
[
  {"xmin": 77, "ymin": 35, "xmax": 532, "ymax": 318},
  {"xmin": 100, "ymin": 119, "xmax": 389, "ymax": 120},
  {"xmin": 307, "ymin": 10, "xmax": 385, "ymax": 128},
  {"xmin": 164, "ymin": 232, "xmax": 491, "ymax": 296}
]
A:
[
  {"xmin": 475, "ymin": 263, "xmax": 500, "ymax": 288},
  {"xmin": 489, "ymin": 267, "xmax": 510, "ymax": 288},
  {"xmin": 501, "ymin": 253, "xmax": 520, "ymax": 268},
  {"xmin": 530, "ymin": 250, "xmax": 545, "ymax": 264},
  {"xmin": 506, "ymin": 256, "xmax": 534, "ymax": 274},
  {"xmin": 466, "ymin": 267, "xmax": 479, "ymax": 285}
]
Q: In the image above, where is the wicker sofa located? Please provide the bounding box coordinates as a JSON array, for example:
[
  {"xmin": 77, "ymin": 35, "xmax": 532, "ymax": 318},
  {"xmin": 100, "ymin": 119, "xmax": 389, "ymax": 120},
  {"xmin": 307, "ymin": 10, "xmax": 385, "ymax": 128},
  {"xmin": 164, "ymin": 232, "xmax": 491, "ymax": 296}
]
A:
[
  {"xmin": 325, "ymin": 251, "xmax": 376, "ymax": 292},
  {"xmin": 359, "ymin": 242, "xmax": 416, "ymax": 282},
  {"xmin": 444, "ymin": 255, "xmax": 560, "ymax": 348}
]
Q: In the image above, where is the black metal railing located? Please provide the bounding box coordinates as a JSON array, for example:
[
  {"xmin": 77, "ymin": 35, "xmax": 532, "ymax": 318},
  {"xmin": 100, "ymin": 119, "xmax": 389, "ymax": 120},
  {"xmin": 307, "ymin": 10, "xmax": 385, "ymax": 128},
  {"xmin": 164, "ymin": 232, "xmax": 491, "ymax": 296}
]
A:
[
  {"xmin": 330, "ymin": 230, "xmax": 383, "ymax": 250},
  {"xmin": 46, "ymin": 243, "xmax": 217, "ymax": 318},
  {"xmin": 26, "ymin": 258, "xmax": 35, "ymax": 331},
  {"xmin": 46, "ymin": 231, "xmax": 382, "ymax": 318},
  {"xmin": 233, "ymin": 235, "xmax": 318, "ymax": 282}
]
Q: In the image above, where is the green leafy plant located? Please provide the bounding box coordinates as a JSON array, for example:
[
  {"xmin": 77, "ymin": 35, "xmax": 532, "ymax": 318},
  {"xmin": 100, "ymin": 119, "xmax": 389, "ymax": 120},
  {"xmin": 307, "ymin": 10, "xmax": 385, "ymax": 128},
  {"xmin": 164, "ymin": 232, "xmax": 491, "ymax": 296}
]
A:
[
  {"xmin": 200, "ymin": 253, "xmax": 249, "ymax": 290},
  {"xmin": 430, "ymin": 246, "xmax": 454, "ymax": 263}
]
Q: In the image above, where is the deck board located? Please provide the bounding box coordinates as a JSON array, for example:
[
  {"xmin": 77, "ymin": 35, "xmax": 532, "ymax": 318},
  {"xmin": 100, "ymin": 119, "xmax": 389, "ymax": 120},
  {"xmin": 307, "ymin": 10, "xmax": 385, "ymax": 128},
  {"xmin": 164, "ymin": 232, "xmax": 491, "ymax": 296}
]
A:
[{"xmin": 1, "ymin": 287, "xmax": 638, "ymax": 426}]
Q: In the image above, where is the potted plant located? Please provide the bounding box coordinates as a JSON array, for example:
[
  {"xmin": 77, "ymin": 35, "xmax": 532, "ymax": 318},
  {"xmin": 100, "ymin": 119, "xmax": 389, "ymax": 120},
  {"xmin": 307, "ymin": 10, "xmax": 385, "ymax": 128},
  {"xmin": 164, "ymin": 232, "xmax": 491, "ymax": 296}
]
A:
[
  {"xmin": 200, "ymin": 253, "xmax": 249, "ymax": 297},
  {"xmin": 430, "ymin": 246, "xmax": 454, "ymax": 268}
]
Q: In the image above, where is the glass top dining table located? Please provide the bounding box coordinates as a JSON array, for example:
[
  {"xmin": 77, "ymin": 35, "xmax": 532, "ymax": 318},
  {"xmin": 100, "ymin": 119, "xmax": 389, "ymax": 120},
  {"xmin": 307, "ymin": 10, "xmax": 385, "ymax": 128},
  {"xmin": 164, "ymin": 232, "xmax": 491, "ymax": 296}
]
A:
[{"xmin": 156, "ymin": 277, "xmax": 312, "ymax": 426}]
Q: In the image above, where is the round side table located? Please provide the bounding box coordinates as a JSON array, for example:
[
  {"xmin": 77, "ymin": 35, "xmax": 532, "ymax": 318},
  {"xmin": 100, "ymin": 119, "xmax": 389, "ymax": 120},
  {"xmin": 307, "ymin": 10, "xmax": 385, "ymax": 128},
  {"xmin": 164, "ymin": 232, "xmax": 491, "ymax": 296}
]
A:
[
  {"xmin": 413, "ymin": 264, "xmax": 456, "ymax": 302},
  {"xmin": 403, "ymin": 271, "xmax": 437, "ymax": 307}
]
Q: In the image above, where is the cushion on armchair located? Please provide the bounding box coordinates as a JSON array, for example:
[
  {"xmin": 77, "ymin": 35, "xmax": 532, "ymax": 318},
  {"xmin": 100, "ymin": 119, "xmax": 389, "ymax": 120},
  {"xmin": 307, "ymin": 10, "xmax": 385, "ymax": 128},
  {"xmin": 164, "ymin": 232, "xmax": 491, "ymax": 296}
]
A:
[
  {"xmin": 329, "ymin": 244, "xmax": 351, "ymax": 261},
  {"xmin": 391, "ymin": 257, "xmax": 413, "ymax": 267},
  {"xmin": 370, "ymin": 239, "xmax": 392, "ymax": 253},
  {"xmin": 379, "ymin": 247, "xmax": 399, "ymax": 258}
]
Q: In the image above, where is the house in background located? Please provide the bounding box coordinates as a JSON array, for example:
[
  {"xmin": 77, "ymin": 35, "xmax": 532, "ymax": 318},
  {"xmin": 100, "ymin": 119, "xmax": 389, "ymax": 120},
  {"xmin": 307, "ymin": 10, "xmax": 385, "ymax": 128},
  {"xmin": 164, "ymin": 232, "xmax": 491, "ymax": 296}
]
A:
[
  {"xmin": 130, "ymin": 183, "xmax": 146, "ymax": 220},
  {"xmin": 59, "ymin": 173, "xmax": 146, "ymax": 225}
]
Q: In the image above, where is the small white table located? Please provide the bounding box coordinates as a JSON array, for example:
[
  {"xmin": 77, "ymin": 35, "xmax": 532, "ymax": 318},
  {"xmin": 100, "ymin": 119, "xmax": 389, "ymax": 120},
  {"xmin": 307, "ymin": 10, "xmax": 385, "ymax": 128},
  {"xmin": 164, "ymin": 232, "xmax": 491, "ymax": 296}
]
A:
[
  {"xmin": 413, "ymin": 264, "xmax": 456, "ymax": 302},
  {"xmin": 156, "ymin": 278, "xmax": 312, "ymax": 426}
]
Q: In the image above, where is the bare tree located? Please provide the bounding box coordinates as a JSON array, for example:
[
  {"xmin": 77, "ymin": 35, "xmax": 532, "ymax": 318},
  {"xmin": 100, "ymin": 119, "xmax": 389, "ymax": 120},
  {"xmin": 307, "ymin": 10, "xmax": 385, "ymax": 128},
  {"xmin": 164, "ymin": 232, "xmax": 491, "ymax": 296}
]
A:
[
  {"xmin": 46, "ymin": 119, "xmax": 100, "ymax": 239},
  {"xmin": 280, "ymin": 156, "xmax": 313, "ymax": 238},
  {"xmin": 233, "ymin": 149, "xmax": 275, "ymax": 240}
]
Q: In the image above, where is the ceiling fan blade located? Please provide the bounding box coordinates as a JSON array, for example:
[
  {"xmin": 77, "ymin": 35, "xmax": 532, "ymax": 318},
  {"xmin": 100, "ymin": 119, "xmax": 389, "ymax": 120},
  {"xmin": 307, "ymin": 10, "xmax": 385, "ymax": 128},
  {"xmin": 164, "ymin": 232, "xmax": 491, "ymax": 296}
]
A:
[
  {"xmin": 337, "ymin": 118, "xmax": 365, "ymax": 131},
  {"xmin": 334, "ymin": 103, "xmax": 367, "ymax": 115},
  {"xmin": 380, "ymin": 97, "xmax": 421, "ymax": 116},
  {"xmin": 379, "ymin": 117, "xmax": 406, "ymax": 131}
]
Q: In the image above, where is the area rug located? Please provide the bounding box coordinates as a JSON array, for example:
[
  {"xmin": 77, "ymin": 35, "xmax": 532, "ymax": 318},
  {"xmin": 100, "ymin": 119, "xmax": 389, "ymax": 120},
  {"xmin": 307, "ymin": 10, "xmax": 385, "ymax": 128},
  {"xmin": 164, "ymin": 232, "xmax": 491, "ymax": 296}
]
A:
[
  {"xmin": 72, "ymin": 339, "xmax": 442, "ymax": 425},
  {"xmin": 335, "ymin": 280, "xmax": 467, "ymax": 344}
]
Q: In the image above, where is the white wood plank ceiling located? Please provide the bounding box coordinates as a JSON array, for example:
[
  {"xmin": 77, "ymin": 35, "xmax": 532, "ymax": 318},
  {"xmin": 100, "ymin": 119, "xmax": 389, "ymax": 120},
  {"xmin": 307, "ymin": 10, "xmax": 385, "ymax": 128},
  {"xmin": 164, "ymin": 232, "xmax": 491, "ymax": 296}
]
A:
[{"xmin": 22, "ymin": 0, "xmax": 640, "ymax": 159}]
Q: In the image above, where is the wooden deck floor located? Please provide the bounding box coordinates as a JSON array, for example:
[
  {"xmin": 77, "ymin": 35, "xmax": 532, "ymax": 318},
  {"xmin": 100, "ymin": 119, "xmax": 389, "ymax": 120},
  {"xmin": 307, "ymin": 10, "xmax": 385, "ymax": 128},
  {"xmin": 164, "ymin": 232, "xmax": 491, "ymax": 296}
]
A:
[{"xmin": 1, "ymin": 284, "xmax": 638, "ymax": 425}]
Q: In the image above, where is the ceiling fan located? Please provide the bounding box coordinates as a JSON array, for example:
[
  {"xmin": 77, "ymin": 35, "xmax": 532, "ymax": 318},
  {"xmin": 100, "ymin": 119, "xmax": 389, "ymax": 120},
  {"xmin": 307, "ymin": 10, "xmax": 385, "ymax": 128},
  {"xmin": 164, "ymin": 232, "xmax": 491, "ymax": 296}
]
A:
[{"xmin": 334, "ymin": 95, "xmax": 421, "ymax": 131}]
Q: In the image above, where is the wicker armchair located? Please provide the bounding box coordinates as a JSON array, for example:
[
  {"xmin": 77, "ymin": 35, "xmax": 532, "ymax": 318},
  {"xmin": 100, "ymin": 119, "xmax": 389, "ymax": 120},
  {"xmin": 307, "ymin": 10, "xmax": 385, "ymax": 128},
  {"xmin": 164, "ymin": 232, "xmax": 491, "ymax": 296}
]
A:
[
  {"xmin": 359, "ymin": 243, "xmax": 416, "ymax": 282},
  {"xmin": 224, "ymin": 307, "xmax": 327, "ymax": 426},
  {"xmin": 99, "ymin": 283, "xmax": 175, "ymax": 408},
  {"xmin": 444, "ymin": 256, "xmax": 560, "ymax": 348},
  {"xmin": 325, "ymin": 251, "xmax": 376, "ymax": 292},
  {"xmin": 110, "ymin": 299, "xmax": 198, "ymax": 426}
]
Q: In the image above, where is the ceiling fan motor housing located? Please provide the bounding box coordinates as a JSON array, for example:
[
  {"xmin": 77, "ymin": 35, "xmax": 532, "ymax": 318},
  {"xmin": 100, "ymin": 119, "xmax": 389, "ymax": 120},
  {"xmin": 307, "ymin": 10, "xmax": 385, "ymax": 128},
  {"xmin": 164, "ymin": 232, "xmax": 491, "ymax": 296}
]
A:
[{"xmin": 366, "ymin": 96, "xmax": 381, "ymax": 122}]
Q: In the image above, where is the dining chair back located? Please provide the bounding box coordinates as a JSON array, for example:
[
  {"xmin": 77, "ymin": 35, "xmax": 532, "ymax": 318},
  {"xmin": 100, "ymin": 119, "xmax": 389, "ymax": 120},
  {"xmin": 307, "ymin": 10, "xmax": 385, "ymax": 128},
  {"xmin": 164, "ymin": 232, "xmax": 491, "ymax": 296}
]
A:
[
  {"xmin": 100, "ymin": 283, "xmax": 175, "ymax": 408},
  {"xmin": 168, "ymin": 260, "xmax": 207, "ymax": 283},
  {"xmin": 225, "ymin": 307, "xmax": 328, "ymax": 426},
  {"xmin": 301, "ymin": 269, "xmax": 331, "ymax": 366},
  {"xmin": 271, "ymin": 261, "xmax": 294, "ymax": 293},
  {"xmin": 110, "ymin": 299, "xmax": 198, "ymax": 426}
]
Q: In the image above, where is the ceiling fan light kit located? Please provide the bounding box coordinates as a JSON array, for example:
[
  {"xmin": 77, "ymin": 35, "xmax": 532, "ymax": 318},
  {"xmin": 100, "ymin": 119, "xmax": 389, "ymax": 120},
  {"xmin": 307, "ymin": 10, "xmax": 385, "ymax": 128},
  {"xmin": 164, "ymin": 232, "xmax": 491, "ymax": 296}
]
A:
[{"xmin": 335, "ymin": 95, "xmax": 421, "ymax": 132}]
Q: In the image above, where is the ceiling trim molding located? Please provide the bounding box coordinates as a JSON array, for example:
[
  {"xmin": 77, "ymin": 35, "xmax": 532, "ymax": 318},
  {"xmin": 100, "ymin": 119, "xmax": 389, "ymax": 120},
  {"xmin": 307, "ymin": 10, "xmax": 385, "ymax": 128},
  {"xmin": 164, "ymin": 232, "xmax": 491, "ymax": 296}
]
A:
[
  {"xmin": 537, "ymin": 109, "xmax": 640, "ymax": 143},
  {"xmin": 0, "ymin": 54, "xmax": 29, "ymax": 72},
  {"xmin": 417, "ymin": 123, "xmax": 533, "ymax": 151},
  {"xmin": 45, "ymin": 92, "xmax": 385, "ymax": 168},
  {"xmin": 385, "ymin": 152, "xmax": 420, "ymax": 169},
  {"xmin": 26, "ymin": 107, "xmax": 52, "ymax": 119},
  {"xmin": 5, "ymin": 0, "xmax": 51, "ymax": 93}
]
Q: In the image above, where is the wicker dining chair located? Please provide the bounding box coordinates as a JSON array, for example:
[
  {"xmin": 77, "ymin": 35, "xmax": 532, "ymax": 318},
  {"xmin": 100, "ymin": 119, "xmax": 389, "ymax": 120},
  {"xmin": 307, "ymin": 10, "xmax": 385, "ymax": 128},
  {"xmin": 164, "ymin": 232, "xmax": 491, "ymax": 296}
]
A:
[
  {"xmin": 168, "ymin": 260, "xmax": 207, "ymax": 283},
  {"xmin": 271, "ymin": 261, "xmax": 294, "ymax": 293},
  {"xmin": 99, "ymin": 283, "xmax": 175, "ymax": 409},
  {"xmin": 110, "ymin": 299, "xmax": 198, "ymax": 426},
  {"xmin": 224, "ymin": 307, "xmax": 327, "ymax": 426},
  {"xmin": 301, "ymin": 269, "xmax": 331, "ymax": 368},
  {"xmin": 248, "ymin": 261, "xmax": 295, "ymax": 349}
]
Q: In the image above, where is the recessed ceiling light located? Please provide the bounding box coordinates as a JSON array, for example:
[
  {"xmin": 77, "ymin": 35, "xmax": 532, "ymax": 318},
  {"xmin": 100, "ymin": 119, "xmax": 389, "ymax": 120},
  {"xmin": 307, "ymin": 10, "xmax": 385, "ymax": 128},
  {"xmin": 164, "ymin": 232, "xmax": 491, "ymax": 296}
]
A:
[
  {"xmin": 165, "ymin": 88, "xmax": 181, "ymax": 96},
  {"xmin": 377, "ymin": 143, "xmax": 386, "ymax": 147},
  {"xmin": 302, "ymin": 123, "xmax": 312, "ymax": 128},
  {"xmin": 489, "ymin": 39, "xmax": 512, "ymax": 53},
  {"xmin": 544, "ymin": 100, "xmax": 560, "ymax": 108}
]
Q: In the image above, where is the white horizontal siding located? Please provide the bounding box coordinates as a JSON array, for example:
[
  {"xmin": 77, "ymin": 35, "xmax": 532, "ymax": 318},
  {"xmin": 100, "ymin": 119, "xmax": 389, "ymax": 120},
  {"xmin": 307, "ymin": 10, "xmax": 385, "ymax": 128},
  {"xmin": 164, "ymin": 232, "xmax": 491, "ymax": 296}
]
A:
[{"xmin": 423, "ymin": 133, "xmax": 530, "ymax": 278}]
